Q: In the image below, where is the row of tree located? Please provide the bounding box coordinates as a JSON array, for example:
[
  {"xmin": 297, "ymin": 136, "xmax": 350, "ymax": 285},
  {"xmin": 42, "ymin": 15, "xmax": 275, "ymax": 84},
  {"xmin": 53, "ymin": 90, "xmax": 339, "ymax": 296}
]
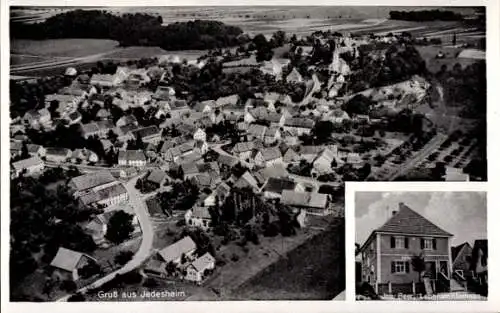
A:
[{"xmin": 11, "ymin": 10, "xmax": 247, "ymax": 51}]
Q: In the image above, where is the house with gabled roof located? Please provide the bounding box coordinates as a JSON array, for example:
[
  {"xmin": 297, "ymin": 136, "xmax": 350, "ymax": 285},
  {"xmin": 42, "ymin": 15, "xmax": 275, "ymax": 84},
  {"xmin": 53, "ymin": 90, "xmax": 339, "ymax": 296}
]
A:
[
  {"xmin": 261, "ymin": 177, "xmax": 304, "ymax": 199},
  {"xmin": 312, "ymin": 148, "xmax": 337, "ymax": 175},
  {"xmin": 50, "ymin": 247, "xmax": 98, "ymax": 281},
  {"xmin": 254, "ymin": 147, "xmax": 282, "ymax": 168},
  {"xmin": 233, "ymin": 171, "xmax": 260, "ymax": 192},
  {"xmin": 185, "ymin": 206, "xmax": 211, "ymax": 230},
  {"xmin": 283, "ymin": 118, "xmax": 315, "ymax": 136},
  {"xmin": 158, "ymin": 236, "xmax": 197, "ymax": 265},
  {"xmin": 451, "ymin": 242, "xmax": 473, "ymax": 280},
  {"xmin": 281, "ymin": 190, "xmax": 329, "ymax": 216},
  {"xmin": 264, "ymin": 127, "xmax": 281, "ymax": 145},
  {"xmin": 359, "ymin": 203, "xmax": 453, "ymax": 293},
  {"xmin": 45, "ymin": 147, "xmax": 72, "ymax": 163},
  {"xmin": 118, "ymin": 150, "xmax": 147, "ymax": 167},
  {"xmin": 247, "ymin": 124, "xmax": 268, "ymax": 141},
  {"xmin": 286, "ymin": 68, "xmax": 304, "ymax": 84},
  {"xmin": 185, "ymin": 252, "xmax": 215, "ymax": 283},
  {"xmin": 11, "ymin": 156, "xmax": 45, "ymax": 178}
]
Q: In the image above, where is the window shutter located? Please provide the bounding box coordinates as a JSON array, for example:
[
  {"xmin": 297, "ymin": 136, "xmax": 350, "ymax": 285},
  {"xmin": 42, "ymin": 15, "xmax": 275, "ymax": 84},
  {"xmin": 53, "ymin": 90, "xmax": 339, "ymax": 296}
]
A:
[
  {"xmin": 391, "ymin": 262, "xmax": 395, "ymax": 273},
  {"xmin": 405, "ymin": 261, "xmax": 410, "ymax": 273},
  {"xmin": 404, "ymin": 237, "xmax": 409, "ymax": 249},
  {"xmin": 420, "ymin": 238, "xmax": 424, "ymax": 249},
  {"xmin": 390, "ymin": 237, "xmax": 395, "ymax": 248},
  {"xmin": 432, "ymin": 239, "xmax": 437, "ymax": 250}
]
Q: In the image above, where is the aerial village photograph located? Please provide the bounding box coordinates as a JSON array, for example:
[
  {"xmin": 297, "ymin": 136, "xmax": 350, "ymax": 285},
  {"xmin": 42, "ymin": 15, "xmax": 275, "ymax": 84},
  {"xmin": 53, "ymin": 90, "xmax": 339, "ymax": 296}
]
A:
[
  {"xmin": 355, "ymin": 190, "xmax": 487, "ymax": 301},
  {"xmin": 8, "ymin": 5, "xmax": 485, "ymax": 302}
]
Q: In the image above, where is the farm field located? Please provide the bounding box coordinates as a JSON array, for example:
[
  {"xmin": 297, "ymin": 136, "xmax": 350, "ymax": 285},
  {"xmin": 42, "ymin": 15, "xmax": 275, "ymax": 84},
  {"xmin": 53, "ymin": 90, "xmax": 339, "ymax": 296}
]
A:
[
  {"xmin": 11, "ymin": 38, "xmax": 119, "ymax": 58},
  {"xmin": 231, "ymin": 220, "xmax": 345, "ymax": 300}
]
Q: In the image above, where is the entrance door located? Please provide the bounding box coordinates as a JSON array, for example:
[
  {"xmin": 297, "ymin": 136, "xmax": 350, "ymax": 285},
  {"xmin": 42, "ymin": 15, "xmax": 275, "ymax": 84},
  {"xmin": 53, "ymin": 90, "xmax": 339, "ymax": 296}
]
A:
[
  {"xmin": 439, "ymin": 261, "xmax": 449, "ymax": 278},
  {"xmin": 425, "ymin": 261, "xmax": 437, "ymax": 279}
]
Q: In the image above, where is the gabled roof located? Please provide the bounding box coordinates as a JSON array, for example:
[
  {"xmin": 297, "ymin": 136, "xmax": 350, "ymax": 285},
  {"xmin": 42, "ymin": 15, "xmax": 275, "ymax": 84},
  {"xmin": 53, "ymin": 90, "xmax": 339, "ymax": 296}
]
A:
[
  {"xmin": 262, "ymin": 177, "xmax": 296, "ymax": 193},
  {"xmin": 452, "ymin": 242, "xmax": 472, "ymax": 263},
  {"xmin": 375, "ymin": 203, "xmax": 453, "ymax": 237},
  {"xmin": 50, "ymin": 247, "xmax": 85, "ymax": 272},
  {"xmin": 257, "ymin": 147, "xmax": 282, "ymax": 161},
  {"xmin": 12, "ymin": 156, "xmax": 44, "ymax": 171},
  {"xmin": 191, "ymin": 252, "xmax": 215, "ymax": 272},
  {"xmin": 158, "ymin": 236, "xmax": 196, "ymax": 263},
  {"xmin": 234, "ymin": 171, "xmax": 259, "ymax": 190}
]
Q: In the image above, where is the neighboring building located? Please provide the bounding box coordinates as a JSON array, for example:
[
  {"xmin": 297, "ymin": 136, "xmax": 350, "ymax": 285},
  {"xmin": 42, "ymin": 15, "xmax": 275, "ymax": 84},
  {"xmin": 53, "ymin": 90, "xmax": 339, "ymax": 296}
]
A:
[
  {"xmin": 118, "ymin": 150, "xmax": 147, "ymax": 167},
  {"xmin": 185, "ymin": 206, "xmax": 211, "ymax": 230},
  {"xmin": 185, "ymin": 252, "xmax": 215, "ymax": 283},
  {"xmin": 158, "ymin": 236, "xmax": 197, "ymax": 265},
  {"xmin": 359, "ymin": 203, "xmax": 453, "ymax": 293},
  {"xmin": 11, "ymin": 156, "xmax": 45, "ymax": 177},
  {"xmin": 116, "ymin": 115, "xmax": 139, "ymax": 128},
  {"xmin": 45, "ymin": 147, "xmax": 72, "ymax": 163},
  {"xmin": 50, "ymin": 247, "xmax": 97, "ymax": 281},
  {"xmin": 451, "ymin": 242, "xmax": 474, "ymax": 279},
  {"xmin": 470, "ymin": 239, "xmax": 488, "ymax": 286}
]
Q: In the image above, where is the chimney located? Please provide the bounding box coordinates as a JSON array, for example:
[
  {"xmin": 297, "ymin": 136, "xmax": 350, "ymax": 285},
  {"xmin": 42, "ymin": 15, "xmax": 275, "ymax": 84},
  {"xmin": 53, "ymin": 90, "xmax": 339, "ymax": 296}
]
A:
[{"xmin": 398, "ymin": 202, "xmax": 406, "ymax": 210}]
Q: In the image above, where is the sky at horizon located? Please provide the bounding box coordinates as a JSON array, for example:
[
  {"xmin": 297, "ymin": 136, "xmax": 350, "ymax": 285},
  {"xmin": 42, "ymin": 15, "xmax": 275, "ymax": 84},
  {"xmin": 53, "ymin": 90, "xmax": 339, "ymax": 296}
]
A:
[{"xmin": 355, "ymin": 191, "xmax": 487, "ymax": 248}]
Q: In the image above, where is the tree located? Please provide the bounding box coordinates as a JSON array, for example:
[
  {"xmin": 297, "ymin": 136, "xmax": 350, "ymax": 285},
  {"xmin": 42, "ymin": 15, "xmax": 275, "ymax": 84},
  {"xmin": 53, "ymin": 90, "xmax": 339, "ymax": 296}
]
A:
[
  {"xmin": 20, "ymin": 142, "xmax": 29, "ymax": 159},
  {"xmin": 77, "ymin": 262, "xmax": 101, "ymax": 279},
  {"xmin": 105, "ymin": 210, "xmax": 134, "ymax": 244},
  {"xmin": 60, "ymin": 279, "xmax": 77, "ymax": 292},
  {"xmin": 343, "ymin": 94, "xmax": 373, "ymax": 116},
  {"xmin": 115, "ymin": 250, "xmax": 134, "ymax": 265},
  {"xmin": 312, "ymin": 121, "xmax": 334, "ymax": 143},
  {"xmin": 411, "ymin": 253, "xmax": 426, "ymax": 282},
  {"xmin": 271, "ymin": 30, "xmax": 286, "ymax": 47}
]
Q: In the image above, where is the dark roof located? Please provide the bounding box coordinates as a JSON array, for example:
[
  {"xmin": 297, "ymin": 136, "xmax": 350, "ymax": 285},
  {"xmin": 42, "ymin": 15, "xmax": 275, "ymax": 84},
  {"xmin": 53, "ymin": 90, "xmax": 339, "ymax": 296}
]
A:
[
  {"xmin": 452, "ymin": 242, "xmax": 471, "ymax": 262},
  {"xmin": 262, "ymin": 177, "xmax": 296, "ymax": 193},
  {"xmin": 472, "ymin": 239, "xmax": 488, "ymax": 260},
  {"xmin": 132, "ymin": 126, "xmax": 160, "ymax": 139},
  {"xmin": 375, "ymin": 203, "xmax": 453, "ymax": 237}
]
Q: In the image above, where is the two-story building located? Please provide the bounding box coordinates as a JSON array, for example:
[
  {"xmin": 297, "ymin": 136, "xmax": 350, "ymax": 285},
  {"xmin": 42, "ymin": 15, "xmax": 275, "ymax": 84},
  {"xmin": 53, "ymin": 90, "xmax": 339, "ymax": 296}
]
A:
[{"xmin": 359, "ymin": 202, "xmax": 453, "ymax": 294}]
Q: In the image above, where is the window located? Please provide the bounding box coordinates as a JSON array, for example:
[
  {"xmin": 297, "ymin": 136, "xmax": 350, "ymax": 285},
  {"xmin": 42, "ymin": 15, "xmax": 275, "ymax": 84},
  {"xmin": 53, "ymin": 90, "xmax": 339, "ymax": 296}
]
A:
[
  {"xmin": 391, "ymin": 261, "xmax": 410, "ymax": 274},
  {"xmin": 424, "ymin": 239, "xmax": 433, "ymax": 250},
  {"xmin": 391, "ymin": 236, "xmax": 409, "ymax": 249},
  {"xmin": 395, "ymin": 237, "xmax": 405, "ymax": 249}
]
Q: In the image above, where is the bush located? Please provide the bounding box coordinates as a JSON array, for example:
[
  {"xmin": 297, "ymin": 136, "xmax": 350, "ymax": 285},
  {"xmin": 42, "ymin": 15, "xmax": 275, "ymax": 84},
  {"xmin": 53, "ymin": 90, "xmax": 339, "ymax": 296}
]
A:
[
  {"xmin": 114, "ymin": 250, "xmax": 134, "ymax": 266},
  {"xmin": 231, "ymin": 254, "xmax": 239, "ymax": 262},
  {"xmin": 60, "ymin": 280, "xmax": 77, "ymax": 292}
]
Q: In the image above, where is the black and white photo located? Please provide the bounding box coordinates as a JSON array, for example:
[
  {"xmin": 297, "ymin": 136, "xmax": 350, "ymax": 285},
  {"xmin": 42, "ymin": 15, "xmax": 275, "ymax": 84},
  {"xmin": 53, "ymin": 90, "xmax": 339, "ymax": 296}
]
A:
[
  {"xmin": 355, "ymin": 189, "xmax": 487, "ymax": 301},
  {"xmin": 7, "ymin": 5, "xmax": 486, "ymax": 303}
]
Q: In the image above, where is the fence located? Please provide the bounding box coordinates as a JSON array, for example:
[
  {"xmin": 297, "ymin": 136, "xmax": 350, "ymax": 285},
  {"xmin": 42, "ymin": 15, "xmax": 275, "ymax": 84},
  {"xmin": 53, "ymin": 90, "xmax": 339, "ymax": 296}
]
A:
[{"xmin": 376, "ymin": 281, "xmax": 426, "ymax": 296}]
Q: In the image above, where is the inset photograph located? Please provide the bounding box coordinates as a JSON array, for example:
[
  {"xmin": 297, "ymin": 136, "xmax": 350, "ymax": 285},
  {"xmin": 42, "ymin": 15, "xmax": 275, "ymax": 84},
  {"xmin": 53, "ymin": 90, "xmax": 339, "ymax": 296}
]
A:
[{"xmin": 355, "ymin": 190, "xmax": 487, "ymax": 301}]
